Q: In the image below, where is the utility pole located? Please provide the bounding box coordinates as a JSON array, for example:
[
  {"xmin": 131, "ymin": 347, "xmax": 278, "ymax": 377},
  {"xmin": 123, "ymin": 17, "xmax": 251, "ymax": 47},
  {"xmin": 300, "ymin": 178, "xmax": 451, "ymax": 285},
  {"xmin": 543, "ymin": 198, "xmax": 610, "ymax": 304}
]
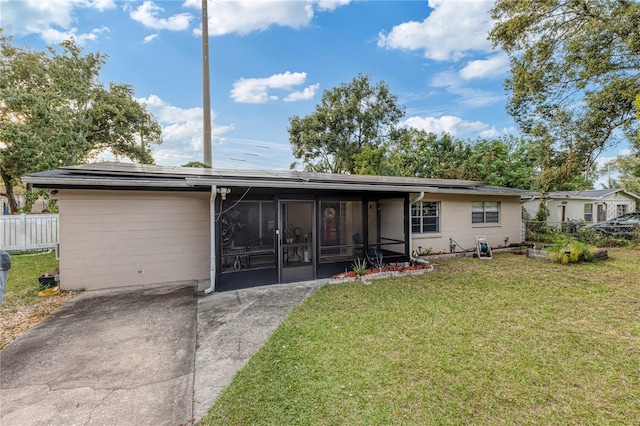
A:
[{"xmin": 202, "ymin": 0, "xmax": 212, "ymax": 166}]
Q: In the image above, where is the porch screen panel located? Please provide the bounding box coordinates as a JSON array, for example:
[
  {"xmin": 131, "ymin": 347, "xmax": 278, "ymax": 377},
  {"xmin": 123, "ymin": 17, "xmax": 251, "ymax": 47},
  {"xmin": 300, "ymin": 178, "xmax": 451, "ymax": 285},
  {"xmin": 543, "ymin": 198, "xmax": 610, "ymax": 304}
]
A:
[
  {"xmin": 319, "ymin": 200, "xmax": 362, "ymax": 262},
  {"xmin": 221, "ymin": 200, "xmax": 275, "ymax": 273}
]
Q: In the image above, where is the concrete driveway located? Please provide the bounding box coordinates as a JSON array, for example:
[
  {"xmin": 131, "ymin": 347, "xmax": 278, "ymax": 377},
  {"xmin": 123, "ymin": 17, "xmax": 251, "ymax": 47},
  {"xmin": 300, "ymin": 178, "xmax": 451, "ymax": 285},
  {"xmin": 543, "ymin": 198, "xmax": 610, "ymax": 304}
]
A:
[{"xmin": 0, "ymin": 282, "xmax": 320, "ymax": 425}]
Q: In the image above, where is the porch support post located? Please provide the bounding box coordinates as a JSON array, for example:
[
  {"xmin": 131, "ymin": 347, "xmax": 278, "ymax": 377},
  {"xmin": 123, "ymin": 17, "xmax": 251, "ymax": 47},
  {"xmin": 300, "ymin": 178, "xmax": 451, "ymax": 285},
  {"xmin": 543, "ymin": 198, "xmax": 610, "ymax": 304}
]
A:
[
  {"xmin": 204, "ymin": 185, "xmax": 217, "ymax": 294},
  {"xmin": 409, "ymin": 192, "xmax": 424, "ymax": 257}
]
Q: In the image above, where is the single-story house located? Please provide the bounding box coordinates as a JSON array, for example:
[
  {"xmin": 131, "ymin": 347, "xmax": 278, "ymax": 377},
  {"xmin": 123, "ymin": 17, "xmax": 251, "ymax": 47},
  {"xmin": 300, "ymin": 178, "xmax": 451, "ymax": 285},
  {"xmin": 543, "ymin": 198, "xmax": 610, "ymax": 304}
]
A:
[
  {"xmin": 522, "ymin": 189, "xmax": 640, "ymax": 228},
  {"xmin": 1, "ymin": 193, "xmax": 49, "ymax": 215},
  {"xmin": 23, "ymin": 162, "xmax": 528, "ymax": 293}
]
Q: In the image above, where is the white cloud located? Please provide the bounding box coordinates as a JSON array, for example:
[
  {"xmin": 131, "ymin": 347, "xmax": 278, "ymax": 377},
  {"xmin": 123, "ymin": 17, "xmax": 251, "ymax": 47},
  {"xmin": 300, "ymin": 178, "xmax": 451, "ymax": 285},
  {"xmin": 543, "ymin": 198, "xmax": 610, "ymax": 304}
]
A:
[
  {"xmin": 284, "ymin": 84, "xmax": 320, "ymax": 102},
  {"xmin": 86, "ymin": 0, "xmax": 116, "ymax": 12},
  {"xmin": 38, "ymin": 26, "xmax": 109, "ymax": 45},
  {"xmin": 316, "ymin": 0, "xmax": 351, "ymax": 11},
  {"xmin": 152, "ymin": 148, "xmax": 201, "ymax": 166},
  {"xmin": 431, "ymin": 71, "xmax": 505, "ymax": 108},
  {"xmin": 460, "ymin": 53, "xmax": 510, "ymax": 80},
  {"xmin": 138, "ymin": 95, "xmax": 233, "ymax": 152},
  {"xmin": 377, "ymin": 0, "xmax": 494, "ymax": 61},
  {"xmin": 130, "ymin": 1, "xmax": 193, "ymax": 31},
  {"xmin": 0, "ymin": 0, "xmax": 114, "ymax": 40},
  {"xmin": 595, "ymin": 148, "xmax": 632, "ymax": 170},
  {"xmin": 230, "ymin": 72, "xmax": 313, "ymax": 104},
  {"xmin": 478, "ymin": 127, "xmax": 501, "ymax": 139},
  {"xmin": 185, "ymin": 0, "xmax": 350, "ymax": 36},
  {"xmin": 143, "ymin": 33, "xmax": 159, "ymax": 43},
  {"xmin": 403, "ymin": 115, "xmax": 490, "ymax": 137},
  {"xmin": 430, "ymin": 71, "xmax": 459, "ymax": 89},
  {"xmin": 130, "ymin": 95, "xmax": 294, "ymax": 168}
]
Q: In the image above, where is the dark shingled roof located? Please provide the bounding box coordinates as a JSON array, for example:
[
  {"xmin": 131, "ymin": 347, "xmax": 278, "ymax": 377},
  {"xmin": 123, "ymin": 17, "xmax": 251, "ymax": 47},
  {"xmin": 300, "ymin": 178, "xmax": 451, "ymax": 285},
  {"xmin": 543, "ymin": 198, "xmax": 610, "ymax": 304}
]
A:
[
  {"xmin": 540, "ymin": 189, "xmax": 640, "ymax": 201},
  {"xmin": 23, "ymin": 162, "xmax": 532, "ymax": 197}
]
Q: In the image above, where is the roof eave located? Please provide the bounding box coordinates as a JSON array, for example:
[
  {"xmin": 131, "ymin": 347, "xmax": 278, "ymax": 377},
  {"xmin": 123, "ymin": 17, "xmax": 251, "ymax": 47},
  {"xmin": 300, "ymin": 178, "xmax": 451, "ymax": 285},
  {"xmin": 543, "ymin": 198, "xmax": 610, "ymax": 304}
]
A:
[
  {"xmin": 22, "ymin": 175, "xmax": 524, "ymax": 197},
  {"xmin": 22, "ymin": 176, "xmax": 192, "ymax": 189}
]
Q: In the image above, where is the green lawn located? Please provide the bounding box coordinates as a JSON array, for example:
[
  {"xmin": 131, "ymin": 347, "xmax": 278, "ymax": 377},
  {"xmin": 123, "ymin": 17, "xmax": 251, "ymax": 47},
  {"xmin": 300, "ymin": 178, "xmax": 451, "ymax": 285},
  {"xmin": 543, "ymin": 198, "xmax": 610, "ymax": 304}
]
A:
[
  {"xmin": 0, "ymin": 250, "xmax": 75, "ymax": 349},
  {"xmin": 201, "ymin": 249, "xmax": 640, "ymax": 425},
  {"xmin": 2, "ymin": 250, "xmax": 60, "ymax": 309}
]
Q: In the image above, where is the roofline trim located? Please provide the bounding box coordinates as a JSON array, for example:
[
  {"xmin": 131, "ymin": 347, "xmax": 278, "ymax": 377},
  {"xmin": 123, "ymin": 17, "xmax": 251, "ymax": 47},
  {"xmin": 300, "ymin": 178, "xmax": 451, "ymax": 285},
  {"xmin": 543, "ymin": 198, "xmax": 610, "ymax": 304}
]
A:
[
  {"xmin": 22, "ymin": 175, "xmax": 525, "ymax": 197},
  {"xmin": 22, "ymin": 176, "xmax": 192, "ymax": 189}
]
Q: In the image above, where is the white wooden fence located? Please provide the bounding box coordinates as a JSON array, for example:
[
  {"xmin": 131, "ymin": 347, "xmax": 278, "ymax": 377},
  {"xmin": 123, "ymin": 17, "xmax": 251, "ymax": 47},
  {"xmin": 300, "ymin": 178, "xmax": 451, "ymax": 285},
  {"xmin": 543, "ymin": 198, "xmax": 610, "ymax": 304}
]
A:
[{"xmin": 0, "ymin": 214, "xmax": 59, "ymax": 251}]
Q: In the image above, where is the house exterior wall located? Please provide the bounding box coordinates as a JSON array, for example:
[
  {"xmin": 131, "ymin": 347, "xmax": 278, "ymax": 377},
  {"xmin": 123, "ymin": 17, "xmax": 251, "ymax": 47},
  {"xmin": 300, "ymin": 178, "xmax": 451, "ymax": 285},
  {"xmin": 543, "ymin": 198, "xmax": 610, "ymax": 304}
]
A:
[
  {"xmin": 599, "ymin": 193, "xmax": 637, "ymax": 219},
  {"xmin": 1, "ymin": 194, "xmax": 49, "ymax": 214},
  {"xmin": 522, "ymin": 199, "xmax": 541, "ymax": 221},
  {"xmin": 411, "ymin": 194, "xmax": 522, "ymax": 253},
  {"xmin": 55, "ymin": 189, "xmax": 210, "ymax": 291},
  {"xmin": 524, "ymin": 192, "xmax": 638, "ymax": 227},
  {"xmin": 51, "ymin": 186, "xmax": 524, "ymax": 292},
  {"xmin": 547, "ymin": 201, "xmax": 580, "ymax": 223},
  {"xmin": 379, "ymin": 198, "xmax": 405, "ymax": 253}
]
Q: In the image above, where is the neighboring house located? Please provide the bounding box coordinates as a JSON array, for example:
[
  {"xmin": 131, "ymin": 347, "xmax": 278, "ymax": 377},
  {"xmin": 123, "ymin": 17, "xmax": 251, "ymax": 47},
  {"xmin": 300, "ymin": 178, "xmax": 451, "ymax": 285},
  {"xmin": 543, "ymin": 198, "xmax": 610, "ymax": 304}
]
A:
[
  {"xmin": 23, "ymin": 162, "xmax": 528, "ymax": 293},
  {"xmin": 522, "ymin": 189, "xmax": 640, "ymax": 227},
  {"xmin": 0, "ymin": 193, "xmax": 49, "ymax": 215}
]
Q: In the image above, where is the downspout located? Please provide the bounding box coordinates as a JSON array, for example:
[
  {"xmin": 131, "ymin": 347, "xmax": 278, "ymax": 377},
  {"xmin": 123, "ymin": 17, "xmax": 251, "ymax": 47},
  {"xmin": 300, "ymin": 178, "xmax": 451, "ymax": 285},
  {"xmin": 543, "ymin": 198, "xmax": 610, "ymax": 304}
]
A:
[
  {"xmin": 204, "ymin": 185, "xmax": 217, "ymax": 294},
  {"xmin": 409, "ymin": 192, "xmax": 424, "ymax": 260}
]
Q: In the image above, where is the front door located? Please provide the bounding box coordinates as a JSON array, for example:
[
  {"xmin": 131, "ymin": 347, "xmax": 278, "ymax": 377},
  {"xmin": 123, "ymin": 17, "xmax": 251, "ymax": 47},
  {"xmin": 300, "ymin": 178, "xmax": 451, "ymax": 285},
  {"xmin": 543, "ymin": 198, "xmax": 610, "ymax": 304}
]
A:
[{"xmin": 279, "ymin": 201, "xmax": 315, "ymax": 282}]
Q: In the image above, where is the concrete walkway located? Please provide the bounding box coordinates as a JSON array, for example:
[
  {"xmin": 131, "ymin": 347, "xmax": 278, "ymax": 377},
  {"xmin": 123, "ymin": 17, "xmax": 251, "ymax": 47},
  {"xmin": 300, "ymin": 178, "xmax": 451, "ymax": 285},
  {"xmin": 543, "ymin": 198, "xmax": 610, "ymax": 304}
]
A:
[{"xmin": 0, "ymin": 282, "xmax": 321, "ymax": 425}]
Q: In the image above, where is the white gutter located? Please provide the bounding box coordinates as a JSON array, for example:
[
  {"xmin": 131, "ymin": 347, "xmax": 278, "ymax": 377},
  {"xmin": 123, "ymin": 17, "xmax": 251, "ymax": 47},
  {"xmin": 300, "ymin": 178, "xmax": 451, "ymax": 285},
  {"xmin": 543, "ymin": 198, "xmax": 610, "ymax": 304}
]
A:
[
  {"xmin": 21, "ymin": 177, "xmax": 192, "ymax": 188},
  {"xmin": 409, "ymin": 192, "xmax": 425, "ymax": 259},
  {"xmin": 203, "ymin": 185, "xmax": 216, "ymax": 294},
  {"xmin": 184, "ymin": 177, "xmax": 521, "ymax": 197}
]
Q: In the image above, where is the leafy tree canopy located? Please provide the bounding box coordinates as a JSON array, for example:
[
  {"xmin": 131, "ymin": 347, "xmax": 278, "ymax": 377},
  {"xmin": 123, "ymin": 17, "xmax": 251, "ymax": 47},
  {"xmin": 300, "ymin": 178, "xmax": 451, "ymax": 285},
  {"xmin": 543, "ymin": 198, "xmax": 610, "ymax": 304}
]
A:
[
  {"xmin": 360, "ymin": 129, "xmax": 541, "ymax": 190},
  {"xmin": 182, "ymin": 161, "xmax": 211, "ymax": 168},
  {"xmin": 489, "ymin": 0, "xmax": 639, "ymax": 193},
  {"xmin": 288, "ymin": 74, "xmax": 404, "ymax": 173},
  {"xmin": 0, "ymin": 35, "xmax": 162, "ymax": 213},
  {"xmin": 601, "ymin": 153, "xmax": 640, "ymax": 194}
]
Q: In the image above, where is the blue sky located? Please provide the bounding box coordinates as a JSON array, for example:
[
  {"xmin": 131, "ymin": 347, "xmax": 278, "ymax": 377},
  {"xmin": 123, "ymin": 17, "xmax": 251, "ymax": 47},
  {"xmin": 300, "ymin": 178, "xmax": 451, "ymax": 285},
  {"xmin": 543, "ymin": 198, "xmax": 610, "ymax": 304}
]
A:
[{"xmin": 1, "ymin": 0, "xmax": 629, "ymax": 182}]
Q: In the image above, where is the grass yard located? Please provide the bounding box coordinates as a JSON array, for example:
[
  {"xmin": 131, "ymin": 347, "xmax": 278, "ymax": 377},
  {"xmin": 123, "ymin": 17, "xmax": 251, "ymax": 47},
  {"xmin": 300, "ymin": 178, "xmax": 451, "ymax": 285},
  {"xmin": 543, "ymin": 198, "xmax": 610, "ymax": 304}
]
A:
[
  {"xmin": 201, "ymin": 248, "xmax": 640, "ymax": 425},
  {"xmin": 0, "ymin": 250, "xmax": 77, "ymax": 349}
]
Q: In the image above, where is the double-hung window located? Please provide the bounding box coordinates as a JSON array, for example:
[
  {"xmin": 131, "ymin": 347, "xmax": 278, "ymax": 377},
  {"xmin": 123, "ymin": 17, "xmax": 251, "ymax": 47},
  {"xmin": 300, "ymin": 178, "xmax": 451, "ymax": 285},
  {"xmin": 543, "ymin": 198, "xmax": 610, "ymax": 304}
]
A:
[
  {"xmin": 584, "ymin": 204, "xmax": 593, "ymax": 222},
  {"xmin": 411, "ymin": 201, "xmax": 440, "ymax": 233},
  {"xmin": 472, "ymin": 201, "xmax": 499, "ymax": 224}
]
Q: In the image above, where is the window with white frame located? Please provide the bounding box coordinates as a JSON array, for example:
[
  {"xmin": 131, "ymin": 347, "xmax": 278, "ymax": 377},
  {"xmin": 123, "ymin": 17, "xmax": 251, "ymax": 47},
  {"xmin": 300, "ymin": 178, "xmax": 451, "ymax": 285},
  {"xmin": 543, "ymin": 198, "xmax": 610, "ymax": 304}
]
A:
[
  {"xmin": 584, "ymin": 203, "xmax": 593, "ymax": 221},
  {"xmin": 472, "ymin": 201, "xmax": 499, "ymax": 224},
  {"xmin": 411, "ymin": 201, "xmax": 440, "ymax": 233},
  {"xmin": 617, "ymin": 204, "xmax": 628, "ymax": 217}
]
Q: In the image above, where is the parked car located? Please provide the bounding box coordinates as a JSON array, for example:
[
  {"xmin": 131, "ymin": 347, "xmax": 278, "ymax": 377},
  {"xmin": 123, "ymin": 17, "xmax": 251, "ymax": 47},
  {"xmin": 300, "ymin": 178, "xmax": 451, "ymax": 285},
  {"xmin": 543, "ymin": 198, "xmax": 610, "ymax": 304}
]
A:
[{"xmin": 585, "ymin": 212, "xmax": 640, "ymax": 239}]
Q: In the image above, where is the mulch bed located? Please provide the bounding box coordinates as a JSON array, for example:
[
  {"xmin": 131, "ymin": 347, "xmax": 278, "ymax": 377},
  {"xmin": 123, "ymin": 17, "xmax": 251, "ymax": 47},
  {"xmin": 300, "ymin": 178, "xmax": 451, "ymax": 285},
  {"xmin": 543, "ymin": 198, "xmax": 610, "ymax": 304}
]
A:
[{"xmin": 331, "ymin": 263, "xmax": 435, "ymax": 283}]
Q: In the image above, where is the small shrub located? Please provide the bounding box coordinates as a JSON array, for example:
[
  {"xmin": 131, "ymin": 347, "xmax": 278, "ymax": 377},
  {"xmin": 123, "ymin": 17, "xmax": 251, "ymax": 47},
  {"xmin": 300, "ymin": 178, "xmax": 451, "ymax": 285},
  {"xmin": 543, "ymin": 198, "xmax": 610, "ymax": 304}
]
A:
[
  {"xmin": 547, "ymin": 241, "xmax": 596, "ymax": 264},
  {"xmin": 351, "ymin": 258, "xmax": 368, "ymax": 276},
  {"xmin": 369, "ymin": 251, "xmax": 384, "ymax": 272},
  {"xmin": 525, "ymin": 220, "xmax": 570, "ymax": 245},
  {"xmin": 530, "ymin": 227, "xmax": 569, "ymax": 245},
  {"xmin": 575, "ymin": 228, "xmax": 632, "ymax": 248}
]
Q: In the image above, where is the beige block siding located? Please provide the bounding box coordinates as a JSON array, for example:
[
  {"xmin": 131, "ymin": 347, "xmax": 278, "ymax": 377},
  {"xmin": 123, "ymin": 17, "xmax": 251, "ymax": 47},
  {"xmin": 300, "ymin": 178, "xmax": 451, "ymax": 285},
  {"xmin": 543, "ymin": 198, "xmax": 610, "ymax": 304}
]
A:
[
  {"xmin": 55, "ymin": 189, "xmax": 210, "ymax": 290},
  {"xmin": 522, "ymin": 199, "xmax": 541, "ymax": 221},
  {"xmin": 411, "ymin": 194, "xmax": 522, "ymax": 253},
  {"xmin": 379, "ymin": 198, "xmax": 406, "ymax": 253},
  {"xmin": 553, "ymin": 201, "xmax": 586, "ymax": 223},
  {"xmin": 600, "ymin": 193, "xmax": 637, "ymax": 218}
]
